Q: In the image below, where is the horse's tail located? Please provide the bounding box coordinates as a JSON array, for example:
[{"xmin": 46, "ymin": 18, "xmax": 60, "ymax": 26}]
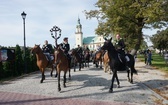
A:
[
  {"xmin": 126, "ymin": 53, "xmax": 138, "ymax": 75},
  {"xmin": 131, "ymin": 66, "xmax": 138, "ymax": 74}
]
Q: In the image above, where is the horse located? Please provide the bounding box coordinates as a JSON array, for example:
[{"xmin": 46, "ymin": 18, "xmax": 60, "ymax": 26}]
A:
[
  {"xmin": 102, "ymin": 51, "xmax": 111, "ymax": 74},
  {"xmin": 54, "ymin": 45, "xmax": 71, "ymax": 91},
  {"xmin": 101, "ymin": 37, "xmax": 137, "ymax": 93},
  {"xmin": 70, "ymin": 48, "xmax": 84, "ymax": 72},
  {"xmin": 31, "ymin": 44, "xmax": 55, "ymax": 83},
  {"xmin": 83, "ymin": 49, "xmax": 90, "ymax": 67},
  {"xmin": 93, "ymin": 50, "xmax": 104, "ymax": 68}
]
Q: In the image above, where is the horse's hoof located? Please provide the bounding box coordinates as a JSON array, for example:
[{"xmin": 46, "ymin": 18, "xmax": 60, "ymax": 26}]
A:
[
  {"xmin": 40, "ymin": 80, "xmax": 43, "ymax": 83},
  {"xmin": 109, "ymin": 89, "xmax": 113, "ymax": 93},
  {"xmin": 63, "ymin": 84, "xmax": 66, "ymax": 88},
  {"xmin": 128, "ymin": 79, "xmax": 130, "ymax": 82},
  {"xmin": 117, "ymin": 85, "xmax": 120, "ymax": 88},
  {"xmin": 58, "ymin": 88, "xmax": 61, "ymax": 92}
]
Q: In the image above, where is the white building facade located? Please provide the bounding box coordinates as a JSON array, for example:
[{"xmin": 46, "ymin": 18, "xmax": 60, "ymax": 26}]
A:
[{"xmin": 75, "ymin": 18, "xmax": 105, "ymax": 50}]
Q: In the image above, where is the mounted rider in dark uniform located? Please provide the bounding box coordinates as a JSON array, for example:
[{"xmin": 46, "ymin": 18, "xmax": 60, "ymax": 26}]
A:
[
  {"xmin": 59, "ymin": 37, "xmax": 71, "ymax": 61},
  {"xmin": 42, "ymin": 40, "xmax": 54, "ymax": 64},
  {"xmin": 77, "ymin": 45, "xmax": 83, "ymax": 59},
  {"xmin": 114, "ymin": 34, "xmax": 127, "ymax": 70}
]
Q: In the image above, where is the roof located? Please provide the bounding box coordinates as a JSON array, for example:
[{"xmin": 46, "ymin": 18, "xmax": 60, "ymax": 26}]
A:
[
  {"xmin": 83, "ymin": 36, "xmax": 95, "ymax": 44},
  {"xmin": 83, "ymin": 36, "xmax": 103, "ymax": 44}
]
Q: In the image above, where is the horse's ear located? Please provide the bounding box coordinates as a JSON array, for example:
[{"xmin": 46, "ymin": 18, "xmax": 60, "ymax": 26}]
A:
[
  {"xmin": 109, "ymin": 37, "xmax": 112, "ymax": 41},
  {"xmin": 103, "ymin": 36, "xmax": 107, "ymax": 41}
]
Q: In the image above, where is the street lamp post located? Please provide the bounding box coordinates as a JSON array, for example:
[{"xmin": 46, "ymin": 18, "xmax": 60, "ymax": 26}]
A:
[
  {"xmin": 21, "ymin": 11, "xmax": 27, "ymax": 73},
  {"xmin": 50, "ymin": 26, "xmax": 61, "ymax": 47}
]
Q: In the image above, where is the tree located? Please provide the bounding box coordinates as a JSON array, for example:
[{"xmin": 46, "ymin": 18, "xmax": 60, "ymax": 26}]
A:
[
  {"xmin": 15, "ymin": 45, "xmax": 24, "ymax": 75},
  {"xmin": 151, "ymin": 28, "xmax": 168, "ymax": 53},
  {"xmin": 85, "ymin": 0, "xmax": 168, "ymax": 55}
]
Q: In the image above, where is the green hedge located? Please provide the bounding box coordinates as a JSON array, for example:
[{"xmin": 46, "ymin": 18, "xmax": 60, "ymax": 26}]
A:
[{"xmin": 0, "ymin": 45, "xmax": 38, "ymax": 80}]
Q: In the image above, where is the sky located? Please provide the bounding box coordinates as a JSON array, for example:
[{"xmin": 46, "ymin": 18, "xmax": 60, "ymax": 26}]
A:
[{"xmin": 0, "ymin": 0, "xmax": 161, "ymax": 48}]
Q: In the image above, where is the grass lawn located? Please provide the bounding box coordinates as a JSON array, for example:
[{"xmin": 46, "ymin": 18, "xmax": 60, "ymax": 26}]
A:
[{"xmin": 137, "ymin": 53, "xmax": 168, "ymax": 73}]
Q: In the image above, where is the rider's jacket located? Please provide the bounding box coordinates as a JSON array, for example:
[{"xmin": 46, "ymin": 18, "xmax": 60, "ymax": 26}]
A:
[
  {"xmin": 60, "ymin": 42, "xmax": 70, "ymax": 54},
  {"xmin": 42, "ymin": 44, "xmax": 53, "ymax": 54},
  {"xmin": 114, "ymin": 38, "xmax": 125, "ymax": 50}
]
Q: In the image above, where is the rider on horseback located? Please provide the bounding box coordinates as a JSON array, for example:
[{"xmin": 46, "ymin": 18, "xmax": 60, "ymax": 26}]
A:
[
  {"xmin": 114, "ymin": 34, "xmax": 127, "ymax": 70},
  {"xmin": 60, "ymin": 37, "xmax": 71, "ymax": 61},
  {"xmin": 42, "ymin": 40, "xmax": 54, "ymax": 63},
  {"xmin": 77, "ymin": 45, "xmax": 83, "ymax": 59},
  {"xmin": 93, "ymin": 45, "xmax": 101, "ymax": 64}
]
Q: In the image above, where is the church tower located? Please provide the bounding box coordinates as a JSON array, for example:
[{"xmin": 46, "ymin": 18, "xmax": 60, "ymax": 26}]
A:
[{"xmin": 75, "ymin": 17, "xmax": 83, "ymax": 47}]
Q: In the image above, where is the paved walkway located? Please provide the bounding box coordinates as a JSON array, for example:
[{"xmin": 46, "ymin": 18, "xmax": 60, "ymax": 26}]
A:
[{"xmin": 0, "ymin": 60, "xmax": 168, "ymax": 105}]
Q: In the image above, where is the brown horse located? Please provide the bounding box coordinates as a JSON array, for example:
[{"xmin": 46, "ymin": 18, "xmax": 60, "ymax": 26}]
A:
[
  {"xmin": 103, "ymin": 51, "xmax": 111, "ymax": 74},
  {"xmin": 54, "ymin": 45, "xmax": 71, "ymax": 91},
  {"xmin": 31, "ymin": 44, "xmax": 55, "ymax": 83},
  {"xmin": 93, "ymin": 50, "xmax": 104, "ymax": 68}
]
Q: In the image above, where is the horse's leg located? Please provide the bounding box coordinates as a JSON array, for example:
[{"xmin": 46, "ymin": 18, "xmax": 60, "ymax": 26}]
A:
[
  {"xmin": 55, "ymin": 69, "xmax": 58, "ymax": 78},
  {"xmin": 115, "ymin": 73, "xmax": 120, "ymax": 88},
  {"xmin": 50, "ymin": 66, "xmax": 53, "ymax": 77},
  {"xmin": 100, "ymin": 61, "xmax": 103, "ymax": 69},
  {"xmin": 69, "ymin": 68, "xmax": 71, "ymax": 80},
  {"xmin": 57, "ymin": 71, "xmax": 61, "ymax": 92},
  {"xmin": 96, "ymin": 61, "xmax": 98, "ymax": 68},
  {"xmin": 109, "ymin": 70, "xmax": 117, "ymax": 93},
  {"xmin": 63, "ymin": 71, "xmax": 67, "ymax": 87},
  {"xmin": 40, "ymin": 68, "xmax": 45, "ymax": 83},
  {"xmin": 130, "ymin": 67, "xmax": 134, "ymax": 83},
  {"xmin": 74, "ymin": 62, "xmax": 76, "ymax": 72},
  {"xmin": 50, "ymin": 64, "xmax": 55, "ymax": 77},
  {"xmin": 79, "ymin": 62, "xmax": 81, "ymax": 71},
  {"xmin": 127, "ymin": 69, "xmax": 131, "ymax": 82},
  {"xmin": 54, "ymin": 64, "xmax": 58, "ymax": 78},
  {"xmin": 108, "ymin": 66, "xmax": 112, "ymax": 74},
  {"xmin": 68, "ymin": 60, "xmax": 71, "ymax": 80}
]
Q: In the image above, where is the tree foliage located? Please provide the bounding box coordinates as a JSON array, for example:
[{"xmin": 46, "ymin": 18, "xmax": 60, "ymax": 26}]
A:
[
  {"xmin": 151, "ymin": 28, "xmax": 168, "ymax": 52},
  {"xmin": 85, "ymin": 0, "xmax": 168, "ymax": 54}
]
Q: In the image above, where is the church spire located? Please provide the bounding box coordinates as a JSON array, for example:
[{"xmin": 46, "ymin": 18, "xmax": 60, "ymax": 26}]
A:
[{"xmin": 76, "ymin": 17, "xmax": 82, "ymax": 33}]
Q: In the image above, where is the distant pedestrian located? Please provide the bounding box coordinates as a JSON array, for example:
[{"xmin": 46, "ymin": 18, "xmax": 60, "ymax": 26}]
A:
[
  {"xmin": 146, "ymin": 50, "xmax": 152, "ymax": 65},
  {"xmin": 164, "ymin": 51, "xmax": 168, "ymax": 65},
  {"xmin": 144, "ymin": 50, "xmax": 148, "ymax": 64}
]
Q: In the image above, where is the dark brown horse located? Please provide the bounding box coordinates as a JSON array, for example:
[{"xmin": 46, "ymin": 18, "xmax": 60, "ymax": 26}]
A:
[
  {"xmin": 83, "ymin": 49, "xmax": 90, "ymax": 67},
  {"xmin": 93, "ymin": 50, "xmax": 104, "ymax": 68},
  {"xmin": 101, "ymin": 37, "xmax": 137, "ymax": 93},
  {"xmin": 31, "ymin": 44, "xmax": 55, "ymax": 83},
  {"xmin": 70, "ymin": 48, "xmax": 84, "ymax": 72},
  {"xmin": 54, "ymin": 45, "xmax": 71, "ymax": 91}
]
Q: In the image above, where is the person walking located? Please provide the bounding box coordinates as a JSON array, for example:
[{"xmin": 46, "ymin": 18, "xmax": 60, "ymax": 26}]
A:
[
  {"xmin": 164, "ymin": 51, "xmax": 168, "ymax": 65},
  {"xmin": 146, "ymin": 50, "xmax": 152, "ymax": 65}
]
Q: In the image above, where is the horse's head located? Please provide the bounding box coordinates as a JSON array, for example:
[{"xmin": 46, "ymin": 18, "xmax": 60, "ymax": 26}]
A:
[
  {"xmin": 31, "ymin": 44, "xmax": 41, "ymax": 54},
  {"xmin": 70, "ymin": 48, "xmax": 77, "ymax": 56},
  {"xmin": 101, "ymin": 37, "xmax": 115, "ymax": 51}
]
